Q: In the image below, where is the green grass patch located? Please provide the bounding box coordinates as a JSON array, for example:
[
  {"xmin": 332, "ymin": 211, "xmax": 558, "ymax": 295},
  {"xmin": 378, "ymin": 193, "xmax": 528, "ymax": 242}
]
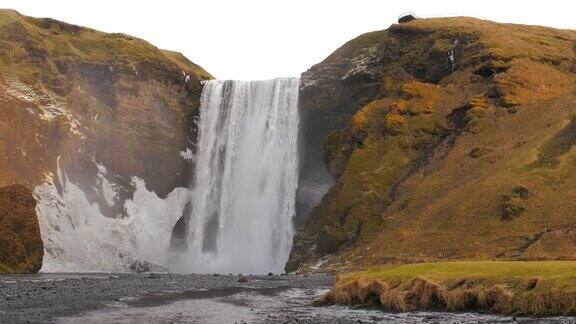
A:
[{"xmin": 344, "ymin": 261, "xmax": 576, "ymax": 287}]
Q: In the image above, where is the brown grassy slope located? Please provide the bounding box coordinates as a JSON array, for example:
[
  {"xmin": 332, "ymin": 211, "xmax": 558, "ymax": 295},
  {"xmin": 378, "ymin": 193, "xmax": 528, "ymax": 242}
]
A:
[
  {"xmin": 161, "ymin": 49, "xmax": 213, "ymax": 80},
  {"xmin": 322, "ymin": 261, "xmax": 576, "ymax": 316},
  {"xmin": 0, "ymin": 8, "xmax": 210, "ymax": 199},
  {"xmin": 288, "ymin": 17, "xmax": 576, "ymax": 272},
  {"xmin": 0, "ymin": 185, "xmax": 42, "ymax": 273}
]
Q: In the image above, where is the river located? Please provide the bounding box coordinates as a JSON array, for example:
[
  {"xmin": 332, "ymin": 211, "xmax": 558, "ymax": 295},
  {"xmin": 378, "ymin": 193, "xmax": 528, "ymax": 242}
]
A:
[{"xmin": 1, "ymin": 273, "xmax": 572, "ymax": 323}]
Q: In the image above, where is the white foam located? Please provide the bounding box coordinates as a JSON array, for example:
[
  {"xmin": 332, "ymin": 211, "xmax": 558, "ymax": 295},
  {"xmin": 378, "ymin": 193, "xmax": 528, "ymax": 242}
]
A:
[
  {"xmin": 179, "ymin": 148, "xmax": 195, "ymax": 161},
  {"xmin": 35, "ymin": 160, "xmax": 189, "ymax": 272}
]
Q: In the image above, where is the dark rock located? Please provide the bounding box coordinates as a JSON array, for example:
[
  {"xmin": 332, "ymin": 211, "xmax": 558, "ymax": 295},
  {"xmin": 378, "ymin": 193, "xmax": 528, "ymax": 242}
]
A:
[
  {"xmin": 237, "ymin": 276, "xmax": 248, "ymax": 283},
  {"xmin": 513, "ymin": 186, "xmax": 530, "ymax": 200},
  {"xmin": 398, "ymin": 13, "xmax": 417, "ymax": 24},
  {"xmin": 311, "ymin": 292, "xmax": 332, "ymax": 306},
  {"xmin": 469, "ymin": 147, "xmax": 492, "ymax": 159},
  {"xmin": 129, "ymin": 260, "xmax": 151, "ymax": 273},
  {"xmin": 501, "ymin": 195, "xmax": 526, "ymax": 221}
]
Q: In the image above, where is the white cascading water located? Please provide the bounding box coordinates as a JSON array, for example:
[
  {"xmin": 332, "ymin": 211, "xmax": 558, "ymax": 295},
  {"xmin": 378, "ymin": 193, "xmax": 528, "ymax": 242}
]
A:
[{"xmin": 183, "ymin": 78, "xmax": 300, "ymax": 274}]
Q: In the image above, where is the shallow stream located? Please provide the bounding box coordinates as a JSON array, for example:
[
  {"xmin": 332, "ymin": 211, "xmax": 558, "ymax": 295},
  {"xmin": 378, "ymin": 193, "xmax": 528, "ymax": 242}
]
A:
[{"xmin": 1, "ymin": 273, "xmax": 574, "ymax": 323}]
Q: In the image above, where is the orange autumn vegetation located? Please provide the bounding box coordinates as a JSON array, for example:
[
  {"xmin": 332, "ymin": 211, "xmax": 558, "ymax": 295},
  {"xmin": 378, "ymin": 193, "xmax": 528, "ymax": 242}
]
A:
[{"xmin": 318, "ymin": 261, "xmax": 576, "ymax": 316}]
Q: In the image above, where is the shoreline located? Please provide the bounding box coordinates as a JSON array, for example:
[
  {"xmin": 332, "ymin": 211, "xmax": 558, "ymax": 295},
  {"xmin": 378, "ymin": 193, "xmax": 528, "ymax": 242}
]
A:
[
  {"xmin": 315, "ymin": 261, "xmax": 576, "ymax": 316},
  {"xmin": 0, "ymin": 273, "xmax": 334, "ymax": 323}
]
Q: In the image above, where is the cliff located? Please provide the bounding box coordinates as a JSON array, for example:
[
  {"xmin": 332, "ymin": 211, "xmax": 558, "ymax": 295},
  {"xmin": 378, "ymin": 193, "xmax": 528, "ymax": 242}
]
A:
[
  {"xmin": 289, "ymin": 17, "xmax": 576, "ymax": 272},
  {"xmin": 0, "ymin": 185, "xmax": 42, "ymax": 273},
  {"xmin": 0, "ymin": 9, "xmax": 211, "ymax": 272}
]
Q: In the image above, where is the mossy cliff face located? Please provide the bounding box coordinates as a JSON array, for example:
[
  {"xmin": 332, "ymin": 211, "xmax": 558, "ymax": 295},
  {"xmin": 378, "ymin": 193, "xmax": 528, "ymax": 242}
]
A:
[
  {"xmin": 0, "ymin": 10, "xmax": 212, "ymax": 272},
  {"xmin": 288, "ymin": 17, "xmax": 576, "ymax": 272},
  {"xmin": 0, "ymin": 185, "xmax": 43, "ymax": 273}
]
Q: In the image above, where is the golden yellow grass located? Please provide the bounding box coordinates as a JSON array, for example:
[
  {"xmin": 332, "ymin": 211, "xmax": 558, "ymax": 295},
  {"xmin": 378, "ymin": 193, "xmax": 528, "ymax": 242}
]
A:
[{"xmin": 321, "ymin": 261, "xmax": 576, "ymax": 316}]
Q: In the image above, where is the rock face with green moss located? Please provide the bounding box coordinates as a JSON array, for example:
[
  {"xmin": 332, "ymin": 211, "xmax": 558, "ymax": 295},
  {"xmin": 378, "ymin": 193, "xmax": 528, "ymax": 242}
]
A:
[
  {"xmin": 0, "ymin": 185, "xmax": 43, "ymax": 273},
  {"xmin": 288, "ymin": 17, "xmax": 576, "ymax": 272},
  {"xmin": 0, "ymin": 10, "xmax": 212, "ymax": 272}
]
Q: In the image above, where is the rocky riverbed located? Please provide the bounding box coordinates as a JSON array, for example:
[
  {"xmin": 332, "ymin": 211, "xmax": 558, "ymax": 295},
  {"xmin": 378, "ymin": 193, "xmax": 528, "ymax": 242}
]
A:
[{"xmin": 1, "ymin": 273, "xmax": 573, "ymax": 323}]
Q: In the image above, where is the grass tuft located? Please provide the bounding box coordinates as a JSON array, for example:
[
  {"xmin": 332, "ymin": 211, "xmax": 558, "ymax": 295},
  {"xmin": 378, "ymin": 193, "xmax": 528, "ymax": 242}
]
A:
[{"xmin": 327, "ymin": 261, "xmax": 576, "ymax": 315}]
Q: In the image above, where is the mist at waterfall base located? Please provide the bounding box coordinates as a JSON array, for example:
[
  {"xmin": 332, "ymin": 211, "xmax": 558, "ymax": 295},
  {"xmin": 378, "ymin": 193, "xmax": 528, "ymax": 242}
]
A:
[{"xmin": 34, "ymin": 78, "xmax": 301, "ymax": 274}]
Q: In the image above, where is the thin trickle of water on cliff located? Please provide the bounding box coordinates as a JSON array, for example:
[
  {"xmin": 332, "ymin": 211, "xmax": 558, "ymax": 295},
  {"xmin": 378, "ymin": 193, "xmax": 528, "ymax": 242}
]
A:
[{"xmin": 182, "ymin": 78, "xmax": 300, "ymax": 274}]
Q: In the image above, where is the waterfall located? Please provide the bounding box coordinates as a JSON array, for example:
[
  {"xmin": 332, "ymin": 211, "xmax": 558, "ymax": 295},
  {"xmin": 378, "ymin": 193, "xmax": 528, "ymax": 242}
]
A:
[
  {"xmin": 183, "ymin": 78, "xmax": 300, "ymax": 274},
  {"xmin": 33, "ymin": 78, "xmax": 300, "ymax": 274}
]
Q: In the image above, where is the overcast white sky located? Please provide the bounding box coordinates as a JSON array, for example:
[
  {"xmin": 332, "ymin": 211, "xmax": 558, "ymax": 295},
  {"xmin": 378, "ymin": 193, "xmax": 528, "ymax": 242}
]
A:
[{"xmin": 1, "ymin": 0, "xmax": 574, "ymax": 80}]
